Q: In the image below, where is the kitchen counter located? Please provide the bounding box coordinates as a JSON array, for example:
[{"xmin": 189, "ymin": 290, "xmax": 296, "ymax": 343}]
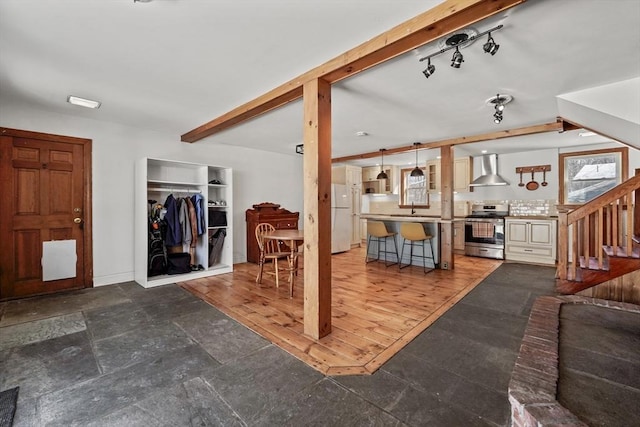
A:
[
  {"xmin": 361, "ymin": 214, "xmax": 465, "ymax": 223},
  {"xmin": 361, "ymin": 214, "xmax": 461, "ymax": 269},
  {"xmin": 505, "ymin": 215, "xmax": 558, "ymax": 220}
]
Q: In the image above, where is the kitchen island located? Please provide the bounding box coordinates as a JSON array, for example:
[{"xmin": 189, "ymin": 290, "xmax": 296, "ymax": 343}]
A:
[{"xmin": 361, "ymin": 214, "xmax": 464, "ymax": 269}]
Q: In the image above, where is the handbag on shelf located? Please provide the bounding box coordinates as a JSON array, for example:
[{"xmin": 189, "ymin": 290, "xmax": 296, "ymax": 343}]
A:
[
  {"xmin": 167, "ymin": 252, "xmax": 191, "ymax": 275},
  {"xmin": 208, "ymin": 210, "xmax": 227, "ymax": 227}
]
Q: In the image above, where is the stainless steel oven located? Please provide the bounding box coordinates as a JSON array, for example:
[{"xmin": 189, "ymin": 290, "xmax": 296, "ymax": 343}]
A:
[{"xmin": 464, "ymin": 204, "xmax": 508, "ymax": 260}]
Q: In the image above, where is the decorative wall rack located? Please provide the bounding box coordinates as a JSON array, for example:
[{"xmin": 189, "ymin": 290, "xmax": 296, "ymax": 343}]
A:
[{"xmin": 515, "ymin": 165, "xmax": 551, "ymax": 174}]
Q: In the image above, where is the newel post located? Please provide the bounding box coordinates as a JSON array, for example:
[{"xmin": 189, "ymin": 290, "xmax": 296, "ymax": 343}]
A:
[{"xmin": 557, "ymin": 206, "xmax": 569, "ymax": 280}]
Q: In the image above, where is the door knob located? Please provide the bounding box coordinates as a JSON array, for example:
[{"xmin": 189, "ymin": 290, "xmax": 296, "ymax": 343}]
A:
[{"xmin": 73, "ymin": 217, "xmax": 82, "ymax": 224}]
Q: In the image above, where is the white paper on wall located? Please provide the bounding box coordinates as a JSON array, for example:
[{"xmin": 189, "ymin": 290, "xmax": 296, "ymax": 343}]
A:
[{"xmin": 42, "ymin": 240, "xmax": 77, "ymax": 281}]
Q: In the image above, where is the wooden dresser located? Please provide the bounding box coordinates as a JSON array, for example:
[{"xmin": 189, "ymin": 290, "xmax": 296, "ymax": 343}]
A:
[{"xmin": 245, "ymin": 202, "xmax": 299, "ymax": 264}]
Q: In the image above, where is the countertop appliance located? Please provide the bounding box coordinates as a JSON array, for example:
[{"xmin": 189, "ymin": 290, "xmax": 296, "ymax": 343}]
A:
[
  {"xmin": 464, "ymin": 204, "xmax": 509, "ymax": 259},
  {"xmin": 331, "ymin": 184, "xmax": 351, "ymax": 253}
]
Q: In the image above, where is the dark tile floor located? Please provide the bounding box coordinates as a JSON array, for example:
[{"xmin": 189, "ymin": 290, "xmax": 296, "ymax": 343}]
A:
[
  {"xmin": 0, "ymin": 263, "xmax": 558, "ymax": 426},
  {"xmin": 558, "ymin": 304, "xmax": 640, "ymax": 426}
]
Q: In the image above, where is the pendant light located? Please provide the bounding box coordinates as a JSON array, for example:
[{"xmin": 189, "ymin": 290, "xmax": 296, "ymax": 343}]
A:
[
  {"xmin": 410, "ymin": 142, "xmax": 424, "ymax": 177},
  {"xmin": 376, "ymin": 149, "xmax": 388, "ymax": 180}
]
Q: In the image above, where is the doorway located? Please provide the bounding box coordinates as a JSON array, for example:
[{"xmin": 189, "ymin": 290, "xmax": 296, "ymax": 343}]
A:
[{"xmin": 0, "ymin": 127, "xmax": 93, "ymax": 300}]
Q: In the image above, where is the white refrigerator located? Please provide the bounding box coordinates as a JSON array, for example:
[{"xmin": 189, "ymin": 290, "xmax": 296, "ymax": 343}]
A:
[{"xmin": 331, "ymin": 184, "xmax": 352, "ymax": 253}]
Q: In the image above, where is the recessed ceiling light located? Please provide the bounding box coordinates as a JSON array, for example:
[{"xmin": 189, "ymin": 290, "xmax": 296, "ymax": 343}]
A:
[
  {"xmin": 67, "ymin": 95, "xmax": 101, "ymax": 109},
  {"xmin": 481, "ymin": 150, "xmax": 488, "ymax": 153},
  {"xmin": 436, "ymin": 156, "xmax": 442, "ymax": 159},
  {"xmin": 355, "ymin": 131, "xmax": 369, "ymax": 137},
  {"xmin": 578, "ymin": 131, "xmax": 597, "ymax": 137}
]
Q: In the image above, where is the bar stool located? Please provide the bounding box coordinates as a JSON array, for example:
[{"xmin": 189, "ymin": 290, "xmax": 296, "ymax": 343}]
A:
[
  {"xmin": 366, "ymin": 221, "xmax": 399, "ymax": 267},
  {"xmin": 399, "ymin": 222, "xmax": 435, "ymax": 274}
]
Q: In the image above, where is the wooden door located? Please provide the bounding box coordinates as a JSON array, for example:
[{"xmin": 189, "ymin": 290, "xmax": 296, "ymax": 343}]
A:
[{"xmin": 0, "ymin": 128, "xmax": 92, "ymax": 300}]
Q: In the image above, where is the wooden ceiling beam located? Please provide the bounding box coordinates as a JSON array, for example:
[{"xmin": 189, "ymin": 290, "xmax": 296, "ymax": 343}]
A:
[
  {"xmin": 181, "ymin": 0, "xmax": 527, "ymax": 143},
  {"xmin": 331, "ymin": 121, "xmax": 563, "ymax": 163}
]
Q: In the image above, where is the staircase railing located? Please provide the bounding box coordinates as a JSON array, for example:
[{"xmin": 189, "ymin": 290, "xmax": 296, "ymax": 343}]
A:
[{"xmin": 557, "ymin": 171, "xmax": 640, "ymax": 281}]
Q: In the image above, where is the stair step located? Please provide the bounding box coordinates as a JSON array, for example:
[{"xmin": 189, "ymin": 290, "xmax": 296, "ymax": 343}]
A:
[
  {"xmin": 556, "ymin": 257, "xmax": 640, "ymax": 294},
  {"xmin": 579, "ymin": 256, "xmax": 609, "ymax": 270},
  {"xmin": 602, "ymin": 245, "xmax": 640, "ymax": 258}
]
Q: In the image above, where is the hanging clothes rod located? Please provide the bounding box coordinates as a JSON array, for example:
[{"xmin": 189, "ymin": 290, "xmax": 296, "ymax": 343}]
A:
[{"xmin": 147, "ymin": 187, "xmax": 202, "ymax": 194}]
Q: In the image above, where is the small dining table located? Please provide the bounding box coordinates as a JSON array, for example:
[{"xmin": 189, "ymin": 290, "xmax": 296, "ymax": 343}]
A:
[{"xmin": 262, "ymin": 229, "xmax": 304, "ymax": 293}]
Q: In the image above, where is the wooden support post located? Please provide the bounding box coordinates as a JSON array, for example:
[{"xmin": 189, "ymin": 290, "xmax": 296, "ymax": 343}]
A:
[
  {"xmin": 634, "ymin": 168, "xmax": 640, "ymax": 237},
  {"xmin": 303, "ymin": 78, "xmax": 332, "ymax": 339},
  {"xmin": 557, "ymin": 208, "xmax": 568, "ymax": 280},
  {"xmin": 439, "ymin": 145, "xmax": 454, "ymax": 270}
]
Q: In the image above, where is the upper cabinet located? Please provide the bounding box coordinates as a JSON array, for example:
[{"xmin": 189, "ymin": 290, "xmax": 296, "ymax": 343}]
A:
[
  {"xmin": 362, "ymin": 166, "xmax": 380, "ymax": 182},
  {"xmin": 453, "ymin": 156, "xmax": 473, "ymax": 193},
  {"xmin": 427, "ymin": 156, "xmax": 473, "ymax": 193},
  {"xmin": 362, "ymin": 166, "xmax": 393, "ymax": 194},
  {"xmin": 345, "ymin": 165, "xmax": 362, "ymax": 188}
]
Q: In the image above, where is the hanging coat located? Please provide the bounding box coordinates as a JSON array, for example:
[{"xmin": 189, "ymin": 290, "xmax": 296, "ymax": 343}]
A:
[
  {"xmin": 163, "ymin": 194, "xmax": 182, "ymax": 247},
  {"xmin": 185, "ymin": 197, "xmax": 198, "ymax": 249},
  {"xmin": 178, "ymin": 198, "xmax": 192, "ymax": 249},
  {"xmin": 191, "ymin": 193, "xmax": 206, "ymax": 236}
]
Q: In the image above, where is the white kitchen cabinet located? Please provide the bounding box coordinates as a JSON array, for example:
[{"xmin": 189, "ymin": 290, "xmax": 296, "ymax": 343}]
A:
[
  {"xmin": 427, "ymin": 157, "xmax": 473, "ymax": 193},
  {"xmin": 362, "ymin": 166, "xmax": 379, "ymax": 182},
  {"xmin": 135, "ymin": 158, "xmax": 233, "ymax": 287},
  {"xmin": 453, "ymin": 157, "xmax": 473, "ymax": 193},
  {"xmin": 453, "ymin": 221, "xmax": 465, "ymax": 252},
  {"xmin": 505, "ymin": 218, "xmax": 557, "ymax": 265},
  {"xmin": 362, "ymin": 166, "xmax": 392, "ymax": 194},
  {"xmin": 346, "ymin": 165, "xmax": 362, "ymax": 187},
  {"xmin": 427, "ymin": 160, "xmax": 440, "ymax": 193}
]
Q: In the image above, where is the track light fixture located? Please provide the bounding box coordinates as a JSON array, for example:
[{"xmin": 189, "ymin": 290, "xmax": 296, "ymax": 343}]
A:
[
  {"xmin": 410, "ymin": 143, "xmax": 424, "ymax": 177},
  {"xmin": 419, "ymin": 24, "xmax": 503, "ymax": 78},
  {"xmin": 483, "ymin": 32, "xmax": 499, "ymax": 55},
  {"xmin": 376, "ymin": 149, "xmax": 388, "ymax": 180},
  {"xmin": 450, "ymin": 47, "xmax": 464, "ymax": 68},
  {"xmin": 486, "ymin": 93, "xmax": 513, "ymax": 124},
  {"xmin": 422, "ymin": 58, "xmax": 435, "ymax": 78}
]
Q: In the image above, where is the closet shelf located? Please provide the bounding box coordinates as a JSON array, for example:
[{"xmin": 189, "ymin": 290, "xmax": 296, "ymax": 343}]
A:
[
  {"xmin": 148, "ymin": 179, "xmax": 202, "ymax": 186},
  {"xmin": 148, "ymin": 187, "xmax": 202, "ymax": 194}
]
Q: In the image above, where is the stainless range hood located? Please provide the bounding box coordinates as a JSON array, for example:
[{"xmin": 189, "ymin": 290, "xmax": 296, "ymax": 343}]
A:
[{"xmin": 469, "ymin": 154, "xmax": 509, "ymax": 187}]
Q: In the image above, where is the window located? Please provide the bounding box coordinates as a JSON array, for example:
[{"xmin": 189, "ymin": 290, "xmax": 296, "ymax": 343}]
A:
[
  {"xmin": 559, "ymin": 147, "xmax": 628, "ymax": 205},
  {"xmin": 399, "ymin": 167, "xmax": 429, "ymax": 208}
]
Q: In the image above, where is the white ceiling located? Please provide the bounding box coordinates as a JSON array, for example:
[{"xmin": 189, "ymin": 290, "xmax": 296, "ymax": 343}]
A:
[{"xmin": 1, "ymin": 0, "xmax": 639, "ymax": 167}]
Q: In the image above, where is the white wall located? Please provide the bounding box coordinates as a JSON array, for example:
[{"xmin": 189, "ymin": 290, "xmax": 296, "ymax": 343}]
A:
[
  {"xmin": 1, "ymin": 103, "xmax": 304, "ymax": 286},
  {"xmin": 424, "ymin": 143, "xmax": 640, "ymax": 205}
]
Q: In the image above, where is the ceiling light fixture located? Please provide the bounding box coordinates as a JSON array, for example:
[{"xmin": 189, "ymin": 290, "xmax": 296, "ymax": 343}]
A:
[
  {"xmin": 67, "ymin": 95, "xmax": 101, "ymax": 109},
  {"xmin": 376, "ymin": 149, "xmax": 388, "ymax": 180},
  {"xmin": 485, "ymin": 93, "xmax": 513, "ymax": 124},
  {"xmin": 450, "ymin": 47, "xmax": 464, "ymax": 68},
  {"xmin": 419, "ymin": 24, "xmax": 503, "ymax": 78},
  {"xmin": 422, "ymin": 58, "xmax": 435, "ymax": 78},
  {"xmin": 410, "ymin": 142, "xmax": 424, "ymax": 177},
  {"xmin": 483, "ymin": 32, "xmax": 500, "ymax": 55},
  {"xmin": 579, "ymin": 131, "xmax": 597, "ymax": 137}
]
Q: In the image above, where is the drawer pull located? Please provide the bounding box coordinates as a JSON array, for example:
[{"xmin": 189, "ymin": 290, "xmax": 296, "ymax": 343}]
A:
[{"xmin": 524, "ymin": 249, "xmax": 533, "ymax": 252}]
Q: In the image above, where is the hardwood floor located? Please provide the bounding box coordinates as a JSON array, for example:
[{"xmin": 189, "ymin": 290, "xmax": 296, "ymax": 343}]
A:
[{"xmin": 180, "ymin": 247, "xmax": 502, "ymax": 375}]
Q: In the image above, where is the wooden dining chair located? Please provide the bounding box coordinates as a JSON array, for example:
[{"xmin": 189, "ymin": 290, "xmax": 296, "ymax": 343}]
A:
[{"xmin": 255, "ymin": 223, "xmax": 291, "ymax": 291}]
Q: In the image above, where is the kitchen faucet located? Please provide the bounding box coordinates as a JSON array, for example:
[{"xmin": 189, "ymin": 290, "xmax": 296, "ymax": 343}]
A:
[{"xmin": 411, "ymin": 202, "xmax": 416, "ymax": 215}]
